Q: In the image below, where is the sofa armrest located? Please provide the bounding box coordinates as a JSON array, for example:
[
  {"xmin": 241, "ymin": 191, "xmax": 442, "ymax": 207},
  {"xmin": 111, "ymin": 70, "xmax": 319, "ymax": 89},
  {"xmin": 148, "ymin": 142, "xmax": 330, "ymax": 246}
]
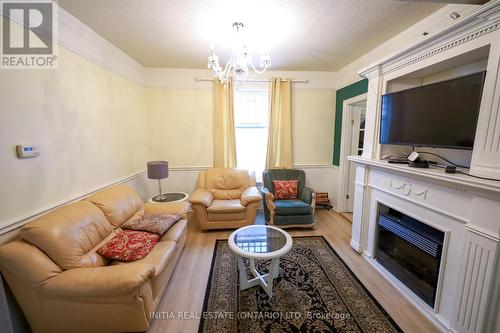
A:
[
  {"xmin": 261, "ymin": 187, "xmax": 276, "ymax": 212},
  {"xmin": 188, "ymin": 188, "xmax": 214, "ymax": 207},
  {"xmin": 240, "ymin": 187, "xmax": 261, "ymax": 206},
  {"xmin": 144, "ymin": 201, "xmax": 190, "ymax": 219},
  {"xmin": 301, "ymin": 186, "xmax": 315, "ymax": 205},
  {"xmin": 40, "ymin": 262, "xmax": 155, "ymax": 299},
  {"xmin": 0, "ymin": 240, "xmax": 62, "ymax": 287}
]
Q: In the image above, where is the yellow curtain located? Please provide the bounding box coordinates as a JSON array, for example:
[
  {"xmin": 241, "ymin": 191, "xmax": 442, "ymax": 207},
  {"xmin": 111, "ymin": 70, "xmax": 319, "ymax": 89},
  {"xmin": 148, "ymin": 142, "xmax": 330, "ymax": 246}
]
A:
[
  {"xmin": 266, "ymin": 78, "xmax": 292, "ymax": 169},
  {"xmin": 213, "ymin": 79, "xmax": 237, "ymax": 168}
]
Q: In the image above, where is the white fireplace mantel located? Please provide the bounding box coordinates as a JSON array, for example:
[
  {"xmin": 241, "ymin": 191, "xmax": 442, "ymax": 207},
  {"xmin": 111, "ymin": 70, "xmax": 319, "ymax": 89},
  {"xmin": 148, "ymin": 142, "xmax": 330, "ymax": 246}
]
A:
[
  {"xmin": 348, "ymin": 156, "xmax": 499, "ymax": 333},
  {"xmin": 348, "ymin": 157, "xmax": 500, "ymax": 197},
  {"xmin": 348, "ymin": 3, "xmax": 500, "ymax": 331}
]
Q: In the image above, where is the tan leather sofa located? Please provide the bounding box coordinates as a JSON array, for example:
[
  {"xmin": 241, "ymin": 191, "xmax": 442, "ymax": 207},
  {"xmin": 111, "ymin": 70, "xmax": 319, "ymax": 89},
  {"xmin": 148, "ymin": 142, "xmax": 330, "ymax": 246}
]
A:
[
  {"xmin": 189, "ymin": 168, "xmax": 261, "ymax": 230},
  {"xmin": 0, "ymin": 184, "xmax": 189, "ymax": 333}
]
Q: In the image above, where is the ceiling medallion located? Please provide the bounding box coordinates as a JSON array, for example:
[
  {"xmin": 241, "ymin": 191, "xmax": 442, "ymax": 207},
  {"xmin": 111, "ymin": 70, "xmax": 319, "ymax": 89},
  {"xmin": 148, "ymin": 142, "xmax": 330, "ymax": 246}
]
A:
[{"xmin": 208, "ymin": 22, "xmax": 271, "ymax": 85}]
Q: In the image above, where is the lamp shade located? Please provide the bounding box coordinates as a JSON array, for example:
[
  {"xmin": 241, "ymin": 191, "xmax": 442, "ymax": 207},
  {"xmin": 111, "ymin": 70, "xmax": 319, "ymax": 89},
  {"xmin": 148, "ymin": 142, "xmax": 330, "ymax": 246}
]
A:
[{"xmin": 147, "ymin": 161, "xmax": 168, "ymax": 180}]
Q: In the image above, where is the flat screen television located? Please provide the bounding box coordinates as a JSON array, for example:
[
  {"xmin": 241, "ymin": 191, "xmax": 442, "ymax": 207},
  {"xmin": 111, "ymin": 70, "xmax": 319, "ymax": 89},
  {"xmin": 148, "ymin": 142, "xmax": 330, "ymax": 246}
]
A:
[{"xmin": 380, "ymin": 71, "xmax": 486, "ymax": 149}]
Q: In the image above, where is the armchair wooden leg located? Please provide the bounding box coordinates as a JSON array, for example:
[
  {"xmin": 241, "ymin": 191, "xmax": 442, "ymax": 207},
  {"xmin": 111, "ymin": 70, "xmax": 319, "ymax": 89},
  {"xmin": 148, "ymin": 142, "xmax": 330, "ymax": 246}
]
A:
[
  {"xmin": 264, "ymin": 192, "xmax": 276, "ymax": 226},
  {"xmin": 269, "ymin": 211, "xmax": 275, "ymax": 225}
]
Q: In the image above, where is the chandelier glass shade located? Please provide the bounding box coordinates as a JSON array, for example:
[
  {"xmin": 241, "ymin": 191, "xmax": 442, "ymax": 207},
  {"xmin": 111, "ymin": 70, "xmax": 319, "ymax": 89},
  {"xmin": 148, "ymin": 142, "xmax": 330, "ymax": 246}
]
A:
[{"xmin": 208, "ymin": 22, "xmax": 271, "ymax": 84}]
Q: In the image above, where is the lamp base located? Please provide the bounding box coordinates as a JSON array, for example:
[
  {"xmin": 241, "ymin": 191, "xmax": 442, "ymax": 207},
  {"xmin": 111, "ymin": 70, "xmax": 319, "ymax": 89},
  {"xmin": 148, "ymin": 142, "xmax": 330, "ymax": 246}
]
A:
[
  {"xmin": 152, "ymin": 194, "xmax": 168, "ymax": 202},
  {"xmin": 151, "ymin": 192, "xmax": 188, "ymax": 203}
]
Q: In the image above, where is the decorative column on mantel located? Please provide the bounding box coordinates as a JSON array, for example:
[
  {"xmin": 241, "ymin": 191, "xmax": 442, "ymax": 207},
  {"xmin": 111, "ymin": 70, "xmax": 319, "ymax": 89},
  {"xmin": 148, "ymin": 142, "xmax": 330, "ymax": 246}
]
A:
[
  {"xmin": 360, "ymin": 65, "xmax": 383, "ymax": 161},
  {"xmin": 470, "ymin": 40, "xmax": 500, "ymax": 179},
  {"xmin": 350, "ymin": 66, "xmax": 382, "ymax": 254}
]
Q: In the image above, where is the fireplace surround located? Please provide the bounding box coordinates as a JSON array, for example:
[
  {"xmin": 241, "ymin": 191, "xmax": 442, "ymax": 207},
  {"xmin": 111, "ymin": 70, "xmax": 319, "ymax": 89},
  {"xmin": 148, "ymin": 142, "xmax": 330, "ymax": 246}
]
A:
[{"xmin": 348, "ymin": 158, "xmax": 499, "ymax": 332}]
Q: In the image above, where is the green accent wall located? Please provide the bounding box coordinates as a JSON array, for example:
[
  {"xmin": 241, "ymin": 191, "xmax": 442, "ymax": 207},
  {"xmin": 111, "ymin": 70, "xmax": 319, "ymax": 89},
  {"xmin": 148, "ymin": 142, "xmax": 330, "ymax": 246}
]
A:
[{"xmin": 333, "ymin": 79, "xmax": 368, "ymax": 166}]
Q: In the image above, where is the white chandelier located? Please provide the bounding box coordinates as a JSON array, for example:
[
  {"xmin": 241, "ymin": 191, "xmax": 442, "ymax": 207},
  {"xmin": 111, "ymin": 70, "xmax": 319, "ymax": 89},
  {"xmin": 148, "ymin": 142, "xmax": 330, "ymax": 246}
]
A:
[{"xmin": 208, "ymin": 22, "xmax": 271, "ymax": 84}]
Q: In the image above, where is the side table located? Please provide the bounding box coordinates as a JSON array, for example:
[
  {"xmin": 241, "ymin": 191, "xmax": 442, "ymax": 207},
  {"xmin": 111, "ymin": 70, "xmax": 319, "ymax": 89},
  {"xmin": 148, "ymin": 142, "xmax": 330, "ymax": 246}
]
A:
[{"xmin": 148, "ymin": 192, "xmax": 189, "ymax": 203}]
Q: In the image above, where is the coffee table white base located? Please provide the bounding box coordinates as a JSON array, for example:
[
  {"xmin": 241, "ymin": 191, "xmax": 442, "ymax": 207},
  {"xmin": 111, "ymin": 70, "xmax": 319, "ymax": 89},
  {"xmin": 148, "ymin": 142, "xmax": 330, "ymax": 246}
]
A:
[
  {"xmin": 237, "ymin": 257, "xmax": 280, "ymax": 297},
  {"xmin": 229, "ymin": 225, "xmax": 292, "ymax": 298}
]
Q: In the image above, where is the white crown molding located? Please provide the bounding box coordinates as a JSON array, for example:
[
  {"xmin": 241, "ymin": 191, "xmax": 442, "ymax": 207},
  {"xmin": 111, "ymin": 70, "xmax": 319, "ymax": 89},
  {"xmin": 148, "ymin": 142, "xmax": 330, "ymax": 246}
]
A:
[
  {"xmin": 143, "ymin": 68, "xmax": 337, "ymax": 90},
  {"xmin": 359, "ymin": 0, "xmax": 500, "ymax": 78},
  {"xmin": 57, "ymin": 6, "xmax": 146, "ymax": 85},
  {"xmin": 143, "ymin": 68, "xmax": 214, "ymax": 89},
  {"xmin": 253, "ymin": 71, "xmax": 337, "ymax": 91}
]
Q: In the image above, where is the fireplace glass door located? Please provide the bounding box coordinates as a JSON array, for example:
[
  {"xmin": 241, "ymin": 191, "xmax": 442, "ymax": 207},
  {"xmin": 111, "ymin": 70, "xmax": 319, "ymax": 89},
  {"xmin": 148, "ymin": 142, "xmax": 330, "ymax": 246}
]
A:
[{"xmin": 376, "ymin": 204, "xmax": 444, "ymax": 308}]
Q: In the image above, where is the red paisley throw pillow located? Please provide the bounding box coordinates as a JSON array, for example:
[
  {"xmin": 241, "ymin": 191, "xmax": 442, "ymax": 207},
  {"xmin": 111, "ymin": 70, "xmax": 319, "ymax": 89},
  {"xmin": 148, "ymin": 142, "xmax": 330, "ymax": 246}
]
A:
[
  {"xmin": 97, "ymin": 230, "xmax": 159, "ymax": 262},
  {"xmin": 273, "ymin": 180, "xmax": 299, "ymax": 199}
]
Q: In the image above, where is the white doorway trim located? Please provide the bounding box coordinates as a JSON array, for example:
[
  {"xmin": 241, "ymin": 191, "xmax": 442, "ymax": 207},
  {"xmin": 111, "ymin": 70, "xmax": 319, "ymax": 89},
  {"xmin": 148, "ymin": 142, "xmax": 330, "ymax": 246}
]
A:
[{"xmin": 338, "ymin": 93, "xmax": 367, "ymax": 213}]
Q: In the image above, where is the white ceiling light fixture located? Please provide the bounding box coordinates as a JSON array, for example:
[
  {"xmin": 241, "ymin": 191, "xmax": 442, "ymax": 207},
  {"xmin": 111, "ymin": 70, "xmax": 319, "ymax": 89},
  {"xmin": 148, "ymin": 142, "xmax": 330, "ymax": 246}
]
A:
[{"xmin": 208, "ymin": 22, "xmax": 271, "ymax": 85}]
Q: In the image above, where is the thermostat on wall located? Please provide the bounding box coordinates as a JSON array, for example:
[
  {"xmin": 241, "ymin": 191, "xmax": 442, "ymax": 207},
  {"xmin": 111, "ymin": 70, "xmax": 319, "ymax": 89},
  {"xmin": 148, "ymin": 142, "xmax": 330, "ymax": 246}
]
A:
[{"xmin": 16, "ymin": 144, "xmax": 40, "ymax": 159}]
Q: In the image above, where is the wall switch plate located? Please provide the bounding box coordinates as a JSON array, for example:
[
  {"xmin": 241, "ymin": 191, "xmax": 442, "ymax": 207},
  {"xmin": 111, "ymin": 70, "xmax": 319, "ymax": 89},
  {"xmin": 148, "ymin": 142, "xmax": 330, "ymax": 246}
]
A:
[{"xmin": 16, "ymin": 145, "xmax": 40, "ymax": 159}]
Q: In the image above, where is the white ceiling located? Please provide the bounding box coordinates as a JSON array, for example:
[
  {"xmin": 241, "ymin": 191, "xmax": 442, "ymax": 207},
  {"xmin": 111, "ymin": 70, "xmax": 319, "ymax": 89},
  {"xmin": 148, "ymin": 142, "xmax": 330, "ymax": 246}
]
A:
[{"xmin": 58, "ymin": 0, "xmax": 444, "ymax": 71}]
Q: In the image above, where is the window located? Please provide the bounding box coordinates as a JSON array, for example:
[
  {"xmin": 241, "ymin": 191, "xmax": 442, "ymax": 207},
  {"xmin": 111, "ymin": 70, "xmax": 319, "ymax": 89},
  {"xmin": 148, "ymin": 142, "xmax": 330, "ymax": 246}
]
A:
[{"xmin": 234, "ymin": 89, "xmax": 269, "ymax": 183}]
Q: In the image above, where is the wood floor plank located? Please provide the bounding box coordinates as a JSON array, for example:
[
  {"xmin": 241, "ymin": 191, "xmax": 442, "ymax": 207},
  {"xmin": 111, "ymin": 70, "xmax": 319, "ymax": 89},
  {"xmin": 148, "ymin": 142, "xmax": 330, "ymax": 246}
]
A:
[{"xmin": 148, "ymin": 209, "xmax": 441, "ymax": 333}]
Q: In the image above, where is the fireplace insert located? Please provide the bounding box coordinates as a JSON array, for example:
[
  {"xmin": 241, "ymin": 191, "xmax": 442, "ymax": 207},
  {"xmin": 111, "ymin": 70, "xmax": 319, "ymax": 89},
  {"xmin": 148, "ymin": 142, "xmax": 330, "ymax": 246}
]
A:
[{"xmin": 376, "ymin": 204, "xmax": 444, "ymax": 308}]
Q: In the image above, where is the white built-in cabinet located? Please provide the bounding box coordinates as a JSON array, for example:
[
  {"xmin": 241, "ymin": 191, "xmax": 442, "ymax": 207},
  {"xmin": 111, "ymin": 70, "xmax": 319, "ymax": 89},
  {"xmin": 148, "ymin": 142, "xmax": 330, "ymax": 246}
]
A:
[{"xmin": 348, "ymin": 1, "xmax": 500, "ymax": 332}]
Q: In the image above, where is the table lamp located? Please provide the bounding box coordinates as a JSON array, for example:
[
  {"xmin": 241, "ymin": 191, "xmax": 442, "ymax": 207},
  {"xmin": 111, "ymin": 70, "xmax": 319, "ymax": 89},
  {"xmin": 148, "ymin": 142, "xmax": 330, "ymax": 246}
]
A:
[{"xmin": 147, "ymin": 161, "xmax": 168, "ymax": 201}]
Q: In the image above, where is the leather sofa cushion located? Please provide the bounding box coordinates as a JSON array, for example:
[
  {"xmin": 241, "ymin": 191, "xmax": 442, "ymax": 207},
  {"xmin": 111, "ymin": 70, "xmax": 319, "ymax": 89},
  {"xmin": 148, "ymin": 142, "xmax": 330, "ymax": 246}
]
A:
[
  {"xmin": 85, "ymin": 184, "xmax": 144, "ymax": 227},
  {"xmin": 20, "ymin": 201, "xmax": 114, "ymax": 270},
  {"xmin": 208, "ymin": 211, "xmax": 246, "ymax": 221},
  {"xmin": 160, "ymin": 219, "xmax": 187, "ymax": 243},
  {"xmin": 204, "ymin": 168, "xmax": 252, "ymax": 199},
  {"xmin": 144, "ymin": 201, "xmax": 190, "ymax": 219},
  {"xmin": 274, "ymin": 200, "xmax": 313, "ymax": 216},
  {"xmin": 111, "ymin": 240, "xmax": 176, "ymax": 298},
  {"xmin": 207, "ymin": 200, "xmax": 246, "ymax": 213}
]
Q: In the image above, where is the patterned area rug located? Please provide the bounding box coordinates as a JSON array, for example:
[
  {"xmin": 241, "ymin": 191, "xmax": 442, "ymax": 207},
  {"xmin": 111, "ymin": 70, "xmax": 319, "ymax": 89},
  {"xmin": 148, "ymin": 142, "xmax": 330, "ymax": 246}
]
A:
[{"xmin": 199, "ymin": 236, "xmax": 401, "ymax": 333}]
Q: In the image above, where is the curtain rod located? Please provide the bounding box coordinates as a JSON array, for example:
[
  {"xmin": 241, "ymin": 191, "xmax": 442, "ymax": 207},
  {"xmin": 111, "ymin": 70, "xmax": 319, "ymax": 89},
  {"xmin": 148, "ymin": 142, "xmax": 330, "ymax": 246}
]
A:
[{"xmin": 194, "ymin": 78, "xmax": 308, "ymax": 83}]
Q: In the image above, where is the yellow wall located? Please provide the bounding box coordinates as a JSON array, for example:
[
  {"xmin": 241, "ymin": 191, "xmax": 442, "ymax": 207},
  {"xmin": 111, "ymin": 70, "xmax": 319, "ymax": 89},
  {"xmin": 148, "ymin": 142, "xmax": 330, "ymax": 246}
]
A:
[
  {"xmin": 146, "ymin": 88, "xmax": 213, "ymax": 166},
  {"xmin": 292, "ymin": 90, "xmax": 335, "ymax": 165},
  {"xmin": 0, "ymin": 16, "xmax": 336, "ymax": 227},
  {"xmin": 0, "ymin": 56, "xmax": 336, "ymax": 226},
  {"xmin": 146, "ymin": 88, "xmax": 336, "ymax": 167},
  {"xmin": 0, "ymin": 46, "xmax": 148, "ymax": 224}
]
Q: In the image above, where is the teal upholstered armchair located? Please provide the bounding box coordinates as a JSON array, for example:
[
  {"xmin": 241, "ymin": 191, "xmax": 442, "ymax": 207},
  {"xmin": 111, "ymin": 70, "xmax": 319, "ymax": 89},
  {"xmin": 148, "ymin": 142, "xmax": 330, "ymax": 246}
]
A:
[{"xmin": 261, "ymin": 169, "xmax": 316, "ymax": 228}]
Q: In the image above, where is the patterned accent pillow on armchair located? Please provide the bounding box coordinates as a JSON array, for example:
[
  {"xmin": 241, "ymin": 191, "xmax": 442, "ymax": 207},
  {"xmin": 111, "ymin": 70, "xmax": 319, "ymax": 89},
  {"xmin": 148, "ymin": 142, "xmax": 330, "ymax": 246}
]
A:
[{"xmin": 273, "ymin": 180, "xmax": 299, "ymax": 199}]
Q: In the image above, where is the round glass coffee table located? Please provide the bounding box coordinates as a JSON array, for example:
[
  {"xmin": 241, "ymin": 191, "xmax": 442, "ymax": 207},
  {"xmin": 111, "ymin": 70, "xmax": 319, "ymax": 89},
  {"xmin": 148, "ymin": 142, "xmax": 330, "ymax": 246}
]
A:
[{"xmin": 228, "ymin": 225, "xmax": 292, "ymax": 297}]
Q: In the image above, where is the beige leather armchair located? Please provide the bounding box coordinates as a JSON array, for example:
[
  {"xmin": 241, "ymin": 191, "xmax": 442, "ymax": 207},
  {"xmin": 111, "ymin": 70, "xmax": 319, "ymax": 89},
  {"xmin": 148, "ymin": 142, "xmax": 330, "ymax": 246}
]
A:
[
  {"xmin": 189, "ymin": 168, "xmax": 261, "ymax": 230},
  {"xmin": 0, "ymin": 184, "xmax": 189, "ymax": 333}
]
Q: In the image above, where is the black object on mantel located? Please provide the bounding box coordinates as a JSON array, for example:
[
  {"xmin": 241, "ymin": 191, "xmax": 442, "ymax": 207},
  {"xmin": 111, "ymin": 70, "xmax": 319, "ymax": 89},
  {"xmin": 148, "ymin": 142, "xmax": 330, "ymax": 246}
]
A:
[
  {"xmin": 409, "ymin": 160, "xmax": 430, "ymax": 168},
  {"xmin": 387, "ymin": 157, "xmax": 409, "ymax": 164}
]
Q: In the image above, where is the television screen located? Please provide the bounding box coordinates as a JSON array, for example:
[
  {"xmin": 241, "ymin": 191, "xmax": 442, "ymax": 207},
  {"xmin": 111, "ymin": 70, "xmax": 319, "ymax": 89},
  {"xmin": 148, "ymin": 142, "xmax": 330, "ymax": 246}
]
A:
[{"xmin": 380, "ymin": 71, "xmax": 486, "ymax": 149}]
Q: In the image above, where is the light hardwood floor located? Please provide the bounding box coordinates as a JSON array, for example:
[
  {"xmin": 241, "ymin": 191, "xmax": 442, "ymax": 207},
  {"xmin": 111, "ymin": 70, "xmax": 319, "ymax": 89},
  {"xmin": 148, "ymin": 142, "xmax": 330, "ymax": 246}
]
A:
[
  {"xmin": 149, "ymin": 209, "xmax": 441, "ymax": 333},
  {"xmin": 340, "ymin": 212, "xmax": 353, "ymax": 223}
]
